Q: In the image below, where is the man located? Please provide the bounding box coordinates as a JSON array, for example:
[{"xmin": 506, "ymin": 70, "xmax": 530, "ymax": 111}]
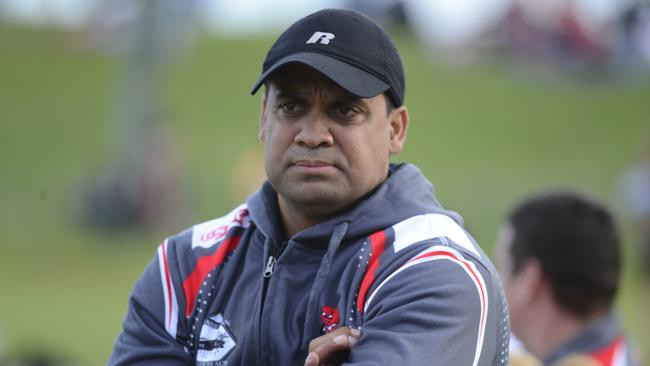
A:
[
  {"xmin": 108, "ymin": 8, "xmax": 509, "ymax": 366},
  {"xmin": 496, "ymin": 191, "xmax": 641, "ymax": 366}
]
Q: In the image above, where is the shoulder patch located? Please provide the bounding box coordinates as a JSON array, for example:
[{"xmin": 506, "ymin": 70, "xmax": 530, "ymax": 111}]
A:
[
  {"xmin": 191, "ymin": 204, "xmax": 250, "ymax": 249},
  {"xmin": 392, "ymin": 213, "xmax": 480, "ymax": 257}
]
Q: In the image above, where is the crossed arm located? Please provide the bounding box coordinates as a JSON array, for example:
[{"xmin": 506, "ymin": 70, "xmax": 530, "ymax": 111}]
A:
[{"xmin": 305, "ymin": 254, "xmax": 501, "ymax": 366}]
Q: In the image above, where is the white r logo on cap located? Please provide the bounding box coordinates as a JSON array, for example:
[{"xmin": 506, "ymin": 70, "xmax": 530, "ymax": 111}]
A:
[{"xmin": 306, "ymin": 31, "xmax": 335, "ymax": 45}]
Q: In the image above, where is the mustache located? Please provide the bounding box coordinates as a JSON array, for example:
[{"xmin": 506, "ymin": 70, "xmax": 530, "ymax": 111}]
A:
[{"xmin": 285, "ymin": 148, "xmax": 343, "ymax": 167}]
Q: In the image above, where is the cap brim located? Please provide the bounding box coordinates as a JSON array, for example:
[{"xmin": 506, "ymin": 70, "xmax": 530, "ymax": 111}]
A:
[{"xmin": 250, "ymin": 52, "xmax": 390, "ymax": 98}]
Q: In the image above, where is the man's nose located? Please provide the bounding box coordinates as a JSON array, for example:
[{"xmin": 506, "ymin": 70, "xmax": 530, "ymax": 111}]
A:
[{"xmin": 294, "ymin": 113, "xmax": 334, "ymax": 148}]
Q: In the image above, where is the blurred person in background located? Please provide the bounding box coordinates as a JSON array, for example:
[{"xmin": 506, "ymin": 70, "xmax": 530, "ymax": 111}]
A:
[
  {"xmin": 81, "ymin": 0, "xmax": 195, "ymax": 232},
  {"xmin": 496, "ymin": 191, "xmax": 642, "ymax": 366},
  {"xmin": 490, "ymin": 0, "xmax": 613, "ymax": 75},
  {"xmin": 108, "ymin": 7, "xmax": 509, "ymax": 366},
  {"xmin": 615, "ymin": 1, "xmax": 650, "ymax": 76},
  {"xmin": 619, "ymin": 138, "xmax": 650, "ymax": 281}
]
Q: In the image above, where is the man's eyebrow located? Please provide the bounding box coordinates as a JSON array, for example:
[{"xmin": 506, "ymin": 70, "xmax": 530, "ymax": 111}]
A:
[{"xmin": 273, "ymin": 89, "xmax": 367, "ymax": 107}]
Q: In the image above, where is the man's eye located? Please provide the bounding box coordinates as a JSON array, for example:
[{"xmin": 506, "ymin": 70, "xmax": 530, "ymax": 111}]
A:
[
  {"xmin": 336, "ymin": 106, "xmax": 353, "ymax": 116},
  {"xmin": 332, "ymin": 105, "xmax": 364, "ymax": 123},
  {"xmin": 280, "ymin": 103, "xmax": 300, "ymax": 113}
]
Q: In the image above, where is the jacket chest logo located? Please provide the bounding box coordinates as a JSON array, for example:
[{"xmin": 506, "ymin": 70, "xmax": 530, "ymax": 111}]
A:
[
  {"xmin": 320, "ymin": 305, "xmax": 340, "ymax": 334},
  {"xmin": 196, "ymin": 313, "xmax": 237, "ymax": 365}
]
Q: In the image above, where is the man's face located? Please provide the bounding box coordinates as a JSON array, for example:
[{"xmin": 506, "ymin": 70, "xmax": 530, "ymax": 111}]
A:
[{"xmin": 259, "ymin": 64, "xmax": 407, "ymax": 221}]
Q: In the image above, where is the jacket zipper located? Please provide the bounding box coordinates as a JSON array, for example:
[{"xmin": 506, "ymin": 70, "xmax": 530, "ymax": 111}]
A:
[
  {"xmin": 258, "ymin": 241, "xmax": 285, "ymax": 365},
  {"xmin": 263, "ymin": 256, "xmax": 276, "ymax": 278}
]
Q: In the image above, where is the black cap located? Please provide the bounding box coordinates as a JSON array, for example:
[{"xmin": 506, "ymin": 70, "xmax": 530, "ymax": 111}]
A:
[{"xmin": 250, "ymin": 8, "xmax": 405, "ymax": 107}]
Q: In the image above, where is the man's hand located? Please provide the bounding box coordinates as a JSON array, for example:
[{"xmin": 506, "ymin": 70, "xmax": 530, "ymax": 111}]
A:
[{"xmin": 304, "ymin": 327, "xmax": 360, "ymax": 366}]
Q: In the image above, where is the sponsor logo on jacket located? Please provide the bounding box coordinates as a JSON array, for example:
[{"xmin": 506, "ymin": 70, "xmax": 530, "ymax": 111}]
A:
[{"xmin": 192, "ymin": 205, "xmax": 250, "ymax": 249}]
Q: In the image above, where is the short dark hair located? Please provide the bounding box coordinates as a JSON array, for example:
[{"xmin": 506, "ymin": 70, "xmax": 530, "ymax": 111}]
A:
[{"xmin": 507, "ymin": 191, "xmax": 621, "ymax": 317}]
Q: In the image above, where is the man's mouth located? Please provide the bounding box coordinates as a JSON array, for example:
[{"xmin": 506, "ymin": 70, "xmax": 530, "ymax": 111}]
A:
[
  {"xmin": 293, "ymin": 160, "xmax": 333, "ymax": 167},
  {"xmin": 290, "ymin": 159, "xmax": 338, "ymax": 173}
]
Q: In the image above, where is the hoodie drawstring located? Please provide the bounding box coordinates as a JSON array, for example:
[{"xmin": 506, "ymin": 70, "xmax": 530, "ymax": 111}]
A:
[{"xmin": 300, "ymin": 221, "xmax": 349, "ymax": 351}]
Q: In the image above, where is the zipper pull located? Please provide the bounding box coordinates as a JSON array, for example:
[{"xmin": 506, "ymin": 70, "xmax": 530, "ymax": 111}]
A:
[{"xmin": 263, "ymin": 256, "xmax": 276, "ymax": 278}]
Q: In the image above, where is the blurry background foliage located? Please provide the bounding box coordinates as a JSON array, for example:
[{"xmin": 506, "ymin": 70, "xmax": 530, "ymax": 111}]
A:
[{"xmin": 0, "ymin": 1, "xmax": 649, "ymax": 365}]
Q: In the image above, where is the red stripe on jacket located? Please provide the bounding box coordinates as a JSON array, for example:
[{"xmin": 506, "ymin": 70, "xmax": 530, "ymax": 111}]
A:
[
  {"xmin": 590, "ymin": 336, "xmax": 624, "ymax": 366},
  {"xmin": 356, "ymin": 230, "xmax": 387, "ymax": 315},
  {"xmin": 182, "ymin": 235, "xmax": 242, "ymax": 317}
]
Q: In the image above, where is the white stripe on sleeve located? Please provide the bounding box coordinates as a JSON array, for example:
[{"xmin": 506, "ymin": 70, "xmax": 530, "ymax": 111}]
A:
[
  {"xmin": 392, "ymin": 214, "xmax": 480, "ymax": 257},
  {"xmin": 157, "ymin": 240, "xmax": 179, "ymax": 338}
]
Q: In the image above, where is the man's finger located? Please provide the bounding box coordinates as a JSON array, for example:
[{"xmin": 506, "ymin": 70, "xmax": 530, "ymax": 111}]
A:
[
  {"xmin": 305, "ymin": 352, "xmax": 320, "ymax": 366},
  {"xmin": 305, "ymin": 327, "xmax": 361, "ymax": 365},
  {"xmin": 308, "ymin": 335, "xmax": 358, "ymax": 365},
  {"xmin": 308, "ymin": 327, "xmax": 359, "ymax": 352}
]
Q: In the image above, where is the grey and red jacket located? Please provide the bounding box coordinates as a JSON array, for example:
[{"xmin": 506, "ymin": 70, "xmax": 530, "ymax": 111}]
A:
[
  {"xmin": 544, "ymin": 311, "xmax": 641, "ymax": 366},
  {"xmin": 108, "ymin": 163, "xmax": 510, "ymax": 365}
]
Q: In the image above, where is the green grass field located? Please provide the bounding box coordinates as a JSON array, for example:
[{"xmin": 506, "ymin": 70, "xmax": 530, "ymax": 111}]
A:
[{"xmin": 1, "ymin": 24, "xmax": 649, "ymax": 365}]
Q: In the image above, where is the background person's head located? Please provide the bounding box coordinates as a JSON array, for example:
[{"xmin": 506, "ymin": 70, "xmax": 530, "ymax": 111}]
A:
[
  {"xmin": 496, "ymin": 191, "xmax": 621, "ymax": 354},
  {"xmin": 250, "ymin": 9, "xmax": 409, "ymax": 233}
]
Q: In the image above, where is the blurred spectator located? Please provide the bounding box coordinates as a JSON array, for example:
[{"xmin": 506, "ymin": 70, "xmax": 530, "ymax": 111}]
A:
[
  {"xmin": 614, "ymin": 1, "xmax": 650, "ymax": 77},
  {"xmin": 84, "ymin": 0, "xmax": 197, "ymax": 56},
  {"xmin": 80, "ymin": 0, "xmax": 194, "ymax": 232},
  {"xmin": 496, "ymin": 191, "xmax": 642, "ymax": 365},
  {"xmin": 618, "ymin": 139, "xmax": 650, "ymax": 278},
  {"xmin": 554, "ymin": 0, "xmax": 611, "ymax": 73},
  {"xmin": 82, "ymin": 124, "xmax": 185, "ymax": 232},
  {"xmin": 489, "ymin": 0, "xmax": 614, "ymax": 76}
]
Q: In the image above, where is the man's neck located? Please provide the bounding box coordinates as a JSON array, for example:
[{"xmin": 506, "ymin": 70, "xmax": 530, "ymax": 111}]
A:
[
  {"xmin": 277, "ymin": 197, "xmax": 327, "ymax": 238},
  {"xmin": 523, "ymin": 302, "xmax": 601, "ymax": 362}
]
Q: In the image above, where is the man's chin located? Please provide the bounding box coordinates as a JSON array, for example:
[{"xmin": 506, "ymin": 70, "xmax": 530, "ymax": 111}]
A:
[
  {"xmin": 282, "ymin": 187, "xmax": 346, "ymax": 209},
  {"xmin": 289, "ymin": 191, "xmax": 341, "ymax": 206}
]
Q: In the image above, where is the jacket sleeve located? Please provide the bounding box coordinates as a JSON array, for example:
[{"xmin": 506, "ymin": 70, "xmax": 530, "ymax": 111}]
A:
[
  {"xmin": 107, "ymin": 242, "xmax": 191, "ymax": 366},
  {"xmin": 346, "ymin": 246, "xmax": 508, "ymax": 366}
]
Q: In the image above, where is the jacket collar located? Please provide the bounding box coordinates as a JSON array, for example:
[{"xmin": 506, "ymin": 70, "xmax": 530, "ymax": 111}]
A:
[{"xmin": 544, "ymin": 310, "xmax": 623, "ymax": 365}]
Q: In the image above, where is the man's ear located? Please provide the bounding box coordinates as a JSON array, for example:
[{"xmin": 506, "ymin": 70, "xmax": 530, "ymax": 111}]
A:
[
  {"xmin": 259, "ymin": 94, "xmax": 267, "ymax": 142},
  {"xmin": 388, "ymin": 106, "xmax": 409, "ymax": 155},
  {"xmin": 518, "ymin": 259, "xmax": 546, "ymax": 304}
]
